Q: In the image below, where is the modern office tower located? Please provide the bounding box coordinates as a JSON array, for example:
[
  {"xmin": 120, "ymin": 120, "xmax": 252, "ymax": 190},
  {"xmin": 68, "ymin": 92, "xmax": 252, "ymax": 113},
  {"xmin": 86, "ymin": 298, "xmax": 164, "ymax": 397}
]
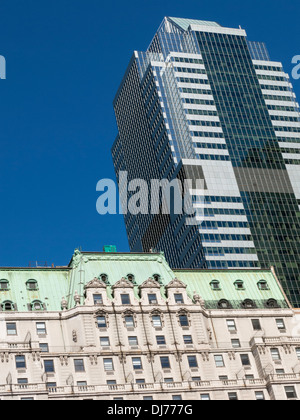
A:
[
  {"xmin": 112, "ymin": 17, "xmax": 300, "ymax": 307},
  {"xmin": 0, "ymin": 249, "xmax": 299, "ymax": 401}
]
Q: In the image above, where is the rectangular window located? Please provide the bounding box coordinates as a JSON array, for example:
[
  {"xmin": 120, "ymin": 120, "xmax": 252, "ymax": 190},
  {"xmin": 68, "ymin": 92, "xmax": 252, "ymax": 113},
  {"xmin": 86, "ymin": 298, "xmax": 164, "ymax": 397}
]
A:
[
  {"xmin": 172, "ymin": 395, "xmax": 182, "ymax": 400},
  {"xmin": 179, "ymin": 315, "xmax": 189, "ymax": 327},
  {"xmin": 103, "ymin": 358, "xmax": 114, "ymax": 372},
  {"xmin": 47, "ymin": 382, "xmax": 57, "ymax": 390},
  {"xmin": 200, "ymin": 394, "xmax": 210, "ymax": 400},
  {"xmin": 125, "ymin": 316, "xmax": 134, "ymax": 328},
  {"xmin": 107, "ymin": 380, "xmax": 117, "ymax": 385},
  {"xmin": 93, "ymin": 294, "xmax": 103, "ymax": 305},
  {"xmin": 128, "ymin": 336, "xmax": 138, "ymax": 346},
  {"xmin": 16, "ymin": 356, "xmax": 26, "ymax": 369},
  {"xmin": 143, "ymin": 397, "xmax": 153, "ymax": 401},
  {"xmin": 252, "ymin": 319, "xmax": 261, "ymax": 331},
  {"xmin": 7, "ymin": 323, "xmax": 17, "ymax": 336},
  {"xmin": 226, "ymin": 320, "xmax": 236, "ymax": 331},
  {"xmin": 152, "ymin": 315, "xmax": 162, "ymax": 328},
  {"xmin": 164, "ymin": 378, "xmax": 174, "ymax": 383},
  {"xmin": 271, "ymin": 348, "xmax": 281, "ymax": 361},
  {"xmin": 40, "ymin": 343, "xmax": 49, "ymax": 353},
  {"xmin": 18, "ymin": 378, "xmax": 28, "ymax": 385},
  {"xmin": 174, "ymin": 294, "xmax": 184, "ymax": 304},
  {"xmin": 183, "ymin": 335, "xmax": 193, "ymax": 345},
  {"xmin": 241, "ymin": 354, "xmax": 251, "ymax": 366},
  {"xmin": 121, "ymin": 294, "xmax": 130, "ymax": 305},
  {"xmin": 231, "ymin": 339, "xmax": 241, "ymax": 348},
  {"xmin": 44, "ymin": 360, "xmax": 55, "ymax": 373},
  {"xmin": 214, "ymin": 355, "xmax": 225, "ymax": 368},
  {"xmin": 77, "ymin": 381, "xmax": 87, "ymax": 388},
  {"xmin": 156, "ymin": 336, "xmax": 166, "ymax": 346},
  {"xmin": 188, "ymin": 356, "xmax": 198, "ymax": 369},
  {"xmin": 148, "ymin": 294, "xmax": 158, "ymax": 304},
  {"xmin": 160, "ymin": 357, "xmax": 171, "ymax": 369},
  {"xmin": 132, "ymin": 357, "xmax": 143, "ymax": 370},
  {"xmin": 276, "ymin": 319, "xmax": 286, "ymax": 331},
  {"xmin": 296, "ymin": 348, "xmax": 300, "ymax": 360},
  {"xmin": 228, "ymin": 392, "xmax": 238, "ymax": 401},
  {"xmin": 36, "ymin": 322, "xmax": 46, "ymax": 335},
  {"xmin": 97, "ymin": 316, "xmax": 107, "ymax": 329},
  {"xmin": 285, "ymin": 386, "xmax": 297, "ymax": 399},
  {"xmin": 136, "ymin": 379, "xmax": 145, "ymax": 384},
  {"xmin": 255, "ymin": 392, "xmax": 265, "ymax": 400},
  {"xmin": 100, "ymin": 337, "xmax": 110, "ymax": 347},
  {"xmin": 74, "ymin": 359, "xmax": 85, "ymax": 372}
]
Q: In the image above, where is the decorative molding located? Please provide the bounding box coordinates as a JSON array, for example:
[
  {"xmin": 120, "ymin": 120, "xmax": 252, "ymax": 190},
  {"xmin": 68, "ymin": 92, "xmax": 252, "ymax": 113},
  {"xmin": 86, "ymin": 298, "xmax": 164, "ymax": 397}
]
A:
[
  {"xmin": 139, "ymin": 278, "xmax": 161, "ymax": 290},
  {"xmin": 166, "ymin": 278, "xmax": 187, "ymax": 290},
  {"xmin": 113, "ymin": 278, "xmax": 134, "ymax": 289},
  {"xmin": 85, "ymin": 278, "xmax": 107, "ymax": 290}
]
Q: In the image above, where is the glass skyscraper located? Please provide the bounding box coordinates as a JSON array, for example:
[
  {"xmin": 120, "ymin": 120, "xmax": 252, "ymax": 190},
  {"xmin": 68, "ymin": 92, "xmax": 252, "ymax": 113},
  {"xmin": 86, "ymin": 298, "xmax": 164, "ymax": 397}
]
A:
[{"xmin": 112, "ymin": 17, "xmax": 300, "ymax": 307}]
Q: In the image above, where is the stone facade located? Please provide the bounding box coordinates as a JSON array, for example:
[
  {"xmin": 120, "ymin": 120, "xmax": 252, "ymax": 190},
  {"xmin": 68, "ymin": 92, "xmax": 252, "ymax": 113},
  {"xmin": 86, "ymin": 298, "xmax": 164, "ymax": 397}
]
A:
[{"xmin": 0, "ymin": 251, "xmax": 299, "ymax": 400}]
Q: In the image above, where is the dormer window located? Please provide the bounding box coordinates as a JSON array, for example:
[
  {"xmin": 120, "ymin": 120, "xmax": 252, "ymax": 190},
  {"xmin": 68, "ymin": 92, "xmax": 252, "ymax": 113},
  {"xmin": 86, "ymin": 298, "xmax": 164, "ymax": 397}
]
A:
[
  {"xmin": 210, "ymin": 280, "xmax": 221, "ymax": 291},
  {"xmin": 2, "ymin": 301, "xmax": 16, "ymax": 311},
  {"xmin": 127, "ymin": 274, "xmax": 136, "ymax": 285},
  {"xmin": 153, "ymin": 274, "xmax": 163, "ymax": 285},
  {"xmin": 31, "ymin": 300, "xmax": 44, "ymax": 311},
  {"xmin": 218, "ymin": 299, "xmax": 232, "ymax": 309},
  {"xmin": 26, "ymin": 280, "xmax": 38, "ymax": 291},
  {"xmin": 0, "ymin": 280, "xmax": 9, "ymax": 291},
  {"xmin": 100, "ymin": 274, "xmax": 109, "ymax": 285},
  {"xmin": 258, "ymin": 280, "xmax": 269, "ymax": 291},
  {"xmin": 265, "ymin": 299, "xmax": 279, "ymax": 309},
  {"xmin": 234, "ymin": 280, "xmax": 245, "ymax": 290},
  {"xmin": 242, "ymin": 299, "xmax": 256, "ymax": 309}
]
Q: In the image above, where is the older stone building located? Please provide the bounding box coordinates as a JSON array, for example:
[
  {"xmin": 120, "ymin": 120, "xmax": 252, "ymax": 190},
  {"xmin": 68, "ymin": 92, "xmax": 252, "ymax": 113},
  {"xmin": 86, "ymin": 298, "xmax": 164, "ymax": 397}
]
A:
[{"xmin": 0, "ymin": 250, "xmax": 299, "ymax": 400}]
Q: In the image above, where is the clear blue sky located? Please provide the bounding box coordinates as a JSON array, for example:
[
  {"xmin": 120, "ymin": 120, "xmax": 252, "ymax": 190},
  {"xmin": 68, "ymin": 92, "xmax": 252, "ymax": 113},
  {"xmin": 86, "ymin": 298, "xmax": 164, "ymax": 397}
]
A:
[{"xmin": 0, "ymin": 0, "xmax": 299, "ymax": 267}]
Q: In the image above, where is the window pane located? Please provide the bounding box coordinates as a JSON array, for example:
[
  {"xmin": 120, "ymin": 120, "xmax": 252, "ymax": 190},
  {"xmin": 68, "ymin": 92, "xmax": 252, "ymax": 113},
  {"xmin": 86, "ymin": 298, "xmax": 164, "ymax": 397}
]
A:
[
  {"xmin": 214, "ymin": 355, "xmax": 225, "ymax": 367},
  {"xmin": 183, "ymin": 335, "xmax": 193, "ymax": 345},
  {"xmin": 160, "ymin": 357, "xmax": 170, "ymax": 369},
  {"xmin": 93, "ymin": 294, "xmax": 103, "ymax": 305},
  {"xmin": 241, "ymin": 355, "xmax": 251, "ymax": 366},
  {"xmin": 97, "ymin": 317, "xmax": 107, "ymax": 328},
  {"xmin": 152, "ymin": 316, "xmax": 162, "ymax": 328},
  {"xmin": 179, "ymin": 315, "xmax": 189, "ymax": 327},
  {"xmin": 44, "ymin": 360, "xmax": 54, "ymax": 373},
  {"xmin": 132, "ymin": 358, "xmax": 142, "ymax": 370},
  {"xmin": 7, "ymin": 323, "xmax": 17, "ymax": 335},
  {"xmin": 36, "ymin": 323, "xmax": 46, "ymax": 334},
  {"xmin": 148, "ymin": 294, "xmax": 157, "ymax": 304},
  {"xmin": 276, "ymin": 319, "xmax": 285, "ymax": 330},
  {"xmin": 188, "ymin": 356, "xmax": 198, "ymax": 368},
  {"xmin": 129, "ymin": 336, "xmax": 138, "ymax": 346},
  {"xmin": 16, "ymin": 356, "xmax": 26, "ymax": 369},
  {"xmin": 40, "ymin": 343, "xmax": 49, "ymax": 353},
  {"xmin": 104, "ymin": 359, "xmax": 114, "ymax": 371},
  {"xmin": 74, "ymin": 359, "xmax": 85, "ymax": 372},
  {"xmin": 125, "ymin": 316, "xmax": 134, "ymax": 328},
  {"xmin": 174, "ymin": 294, "xmax": 184, "ymax": 304},
  {"xmin": 121, "ymin": 294, "xmax": 130, "ymax": 305},
  {"xmin": 156, "ymin": 336, "xmax": 166, "ymax": 345},
  {"xmin": 252, "ymin": 319, "xmax": 261, "ymax": 330}
]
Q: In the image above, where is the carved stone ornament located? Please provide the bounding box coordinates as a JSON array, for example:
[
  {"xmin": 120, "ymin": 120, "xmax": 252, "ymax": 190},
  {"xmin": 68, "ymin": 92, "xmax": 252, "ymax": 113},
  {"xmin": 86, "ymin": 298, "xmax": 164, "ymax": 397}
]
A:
[
  {"xmin": 201, "ymin": 352, "xmax": 210, "ymax": 362},
  {"xmin": 72, "ymin": 330, "xmax": 78, "ymax": 343},
  {"xmin": 166, "ymin": 278, "xmax": 187, "ymax": 290},
  {"xmin": 59, "ymin": 356, "xmax": 69, "ymax": 366},
  {"xmin": 61, "ymin": 297, "xmax": 68, "ymax": 311},
  {"xmin": 89, "ymin": 355, "xmax": 98, "ymax": 365},
  {"xmin": 74, "ymin": 291, "xmax": 80, "ymax": 306},
  {"xmin": 194, "ymin": 292, "xmax": 206, "ymax": 309},
  {"xmin": 84, "ymin": 278, "xmax": 107, "ymax": 290},
  {"xmin": 113, "ymin": 277, "xmax": 134, "ymax": 289},
  {"xmin": 139, "ymin": 278, "xmax": 161, "ymax": 290},
  {"xmin": 0, "ymin": 353, "xmax": 9, "ymax": 363},
  {"xmin": 32, "ymin": 352, "xmax": 41, "ymax": 362}
]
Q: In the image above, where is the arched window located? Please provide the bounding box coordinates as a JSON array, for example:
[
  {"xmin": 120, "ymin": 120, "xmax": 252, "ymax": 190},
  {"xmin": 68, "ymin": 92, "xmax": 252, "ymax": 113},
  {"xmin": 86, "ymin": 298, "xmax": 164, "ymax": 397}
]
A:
[
  {"xmin": 265, "ymin": 299, "xmax": 279, "ymax": 309},
  {"xmin": 127, "ymin": 274, "xmax": 136, "ymax": 285},
  {"xmin": 210, "ymin": 280, "xmax": 221, "ymax": 291},
  {"xmin": 99, "ymin": 274, "xmax": 110, "ymax": 285},
  {"xmin": 242, "ymin": 299, "xmax": 256, "ymax": 309},
  {"xmin": 152, "ymin": 274, "xmax": 163, "ymax": 285},
  {"xmin": 0, "ymin": 279, "xmax": 9, "ymax": 291},
  {"xmin": 26, "ymin": 279, "xmax": 38, "ymax": 291},
  {"xmin": 218, "ymin": 299, "xmax": 232, "ymax": 309},
  {"xmin": 258, "ymin": 280, "xmax": 269, "ymax": 291},
  {"xmin": 2, "ymin": 301, "xmax": 15, "ymax": 311},
  {"xmin": 234, "ymin": 280, "xmax": 245, "ymax": 290},
  {"xmin": 31, "ymin": 300, "xmax": 44, "ymax": 311}
]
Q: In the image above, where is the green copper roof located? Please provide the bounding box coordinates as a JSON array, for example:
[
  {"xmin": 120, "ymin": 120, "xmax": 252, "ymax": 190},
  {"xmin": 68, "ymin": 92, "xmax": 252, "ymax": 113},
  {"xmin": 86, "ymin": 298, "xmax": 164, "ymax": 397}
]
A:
[
  {"xmin": 0, "ymin": 251, "xmax": 290, "ymax": 311},
  {"xmin": 174, "ymin": 269, "xmax": 288, "ymax": 309},
  {"xmin": 168, "ymin": 17, "xmax": 221, "ymax": 31}
]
